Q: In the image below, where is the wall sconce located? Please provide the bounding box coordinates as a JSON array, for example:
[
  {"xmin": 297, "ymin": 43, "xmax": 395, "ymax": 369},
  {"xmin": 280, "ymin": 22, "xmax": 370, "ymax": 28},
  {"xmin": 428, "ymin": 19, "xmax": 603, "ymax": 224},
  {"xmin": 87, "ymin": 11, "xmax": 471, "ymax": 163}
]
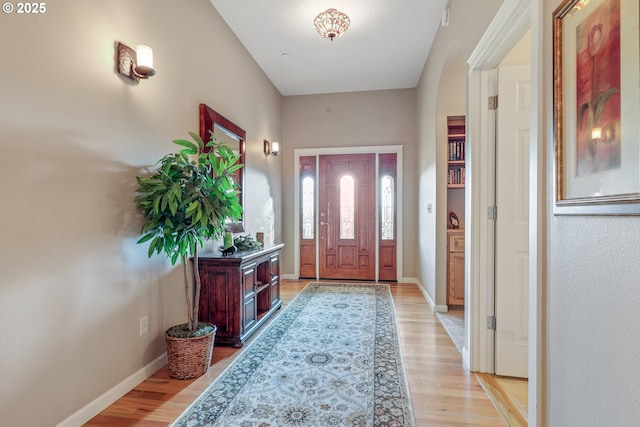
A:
[
  {"xmin": 116, "ymin": 42, "xmax": 156, "ymax": 83},
  {"xmin": 264, "ymin": 140, "xmax": 280, "ymax": 157}
]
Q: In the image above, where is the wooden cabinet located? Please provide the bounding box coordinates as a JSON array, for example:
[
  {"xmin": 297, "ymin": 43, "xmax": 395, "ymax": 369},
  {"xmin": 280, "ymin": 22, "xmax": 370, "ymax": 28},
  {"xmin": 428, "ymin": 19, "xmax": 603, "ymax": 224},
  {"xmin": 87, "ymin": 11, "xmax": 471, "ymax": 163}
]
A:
[
  {"xmin": 447, "ymin": 230, "xmax": 465, "ymax": 307},
  {"xmin": 446, "ymin": 115, "xmax": 466, "ymax": 307},
  {"xmin": 447, "ymin": 115, "xmax": 466, "ymax": 189},
  {"xmin": 196, "ymin": 243, "xmax": 284, "ymax": 347}
]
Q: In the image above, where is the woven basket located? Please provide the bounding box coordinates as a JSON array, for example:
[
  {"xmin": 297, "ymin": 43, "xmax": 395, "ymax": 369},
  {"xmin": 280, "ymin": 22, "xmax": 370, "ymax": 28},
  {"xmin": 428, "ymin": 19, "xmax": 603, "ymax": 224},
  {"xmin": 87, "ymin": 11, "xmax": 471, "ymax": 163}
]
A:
[{"xmin": 165, "ymin": 325, "xmax": 216, "ymax": 380}]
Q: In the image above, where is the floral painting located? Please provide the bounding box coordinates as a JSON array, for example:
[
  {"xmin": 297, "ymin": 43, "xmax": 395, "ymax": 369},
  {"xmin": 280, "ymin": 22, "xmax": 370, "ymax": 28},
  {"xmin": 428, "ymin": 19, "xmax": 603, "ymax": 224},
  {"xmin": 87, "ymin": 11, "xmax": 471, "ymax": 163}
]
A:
[{"xmin": 575, "ymin": 0, "xmax": 621, "ymax": 176}]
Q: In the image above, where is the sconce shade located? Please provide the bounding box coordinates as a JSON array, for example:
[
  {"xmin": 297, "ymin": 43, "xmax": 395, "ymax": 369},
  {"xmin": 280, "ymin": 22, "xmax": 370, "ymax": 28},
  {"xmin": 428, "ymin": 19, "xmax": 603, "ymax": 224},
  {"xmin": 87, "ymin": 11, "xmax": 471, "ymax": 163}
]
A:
[
  {"xmin": 314, "ymin": 8, "xmax": 350, "ymax": 41},
  {"xmin": 135, "ymin": 45, "xmax": 156, "ymax": 77},
  {"xmin": 116, "ymin": 42, "xmax": 156, "ymax": 83},
  {"xmin": 264, "ymin": 140, "xmax": 280, "ymax": 157}
]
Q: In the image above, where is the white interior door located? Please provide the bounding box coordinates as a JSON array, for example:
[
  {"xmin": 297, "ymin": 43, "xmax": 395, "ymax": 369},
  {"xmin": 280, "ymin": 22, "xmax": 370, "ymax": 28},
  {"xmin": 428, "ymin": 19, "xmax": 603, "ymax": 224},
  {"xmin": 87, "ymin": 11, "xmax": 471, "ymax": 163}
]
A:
[{"xmin": 495, "ymin": 64, "xmax": 530, "ymax": 378}]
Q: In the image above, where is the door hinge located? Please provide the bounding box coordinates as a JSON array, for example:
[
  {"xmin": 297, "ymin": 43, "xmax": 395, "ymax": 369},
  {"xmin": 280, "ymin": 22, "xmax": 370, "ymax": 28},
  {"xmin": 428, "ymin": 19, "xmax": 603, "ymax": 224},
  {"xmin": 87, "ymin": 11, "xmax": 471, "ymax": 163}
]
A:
[
  {"xmin": 488, "ymin": 205, "xmax": 497, "ymax": 221},
  {"xmin": 488, "ymin": 95, "xmax": 498, "ymax": 110},
  {"xmin": 487, "ymin": 316, "xmax": 496, "ymax": 330}
]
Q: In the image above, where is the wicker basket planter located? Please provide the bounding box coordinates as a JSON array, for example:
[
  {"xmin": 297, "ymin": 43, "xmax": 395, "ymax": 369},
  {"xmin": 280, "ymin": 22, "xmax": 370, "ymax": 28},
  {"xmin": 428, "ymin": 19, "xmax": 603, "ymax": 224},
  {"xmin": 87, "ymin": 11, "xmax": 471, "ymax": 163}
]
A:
[{"xmin": 165, "ymin": 325, "xmax": 216, "ymax": 380}]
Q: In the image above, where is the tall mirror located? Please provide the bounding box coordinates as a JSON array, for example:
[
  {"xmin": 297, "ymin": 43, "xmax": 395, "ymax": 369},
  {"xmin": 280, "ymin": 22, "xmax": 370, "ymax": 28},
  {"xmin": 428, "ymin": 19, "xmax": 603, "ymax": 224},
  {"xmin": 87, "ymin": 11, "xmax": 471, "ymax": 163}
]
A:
[{"xmin": 199, "ymin": 103, "xmax": 246, "ymax": 233}]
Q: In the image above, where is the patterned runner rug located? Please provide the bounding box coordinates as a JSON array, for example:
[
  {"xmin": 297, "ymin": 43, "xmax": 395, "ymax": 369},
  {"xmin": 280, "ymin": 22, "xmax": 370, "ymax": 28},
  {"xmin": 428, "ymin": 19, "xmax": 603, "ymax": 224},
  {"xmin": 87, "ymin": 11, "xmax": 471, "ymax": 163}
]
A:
[{"xmin": 172, "ymin": 282, "xmax": 414, "ymax": 427}]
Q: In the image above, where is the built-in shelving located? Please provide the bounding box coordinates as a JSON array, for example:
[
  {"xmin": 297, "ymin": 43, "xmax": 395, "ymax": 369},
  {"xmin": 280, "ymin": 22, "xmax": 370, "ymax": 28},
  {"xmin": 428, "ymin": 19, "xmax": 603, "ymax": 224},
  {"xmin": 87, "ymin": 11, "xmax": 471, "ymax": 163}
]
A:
[
  {"xmin": 447, "ymin": 116, "xmax": 466, "ymax": 188},
  {"xmin": 446, "ymin": 115, "xmax": 466, "ymax": 309}
]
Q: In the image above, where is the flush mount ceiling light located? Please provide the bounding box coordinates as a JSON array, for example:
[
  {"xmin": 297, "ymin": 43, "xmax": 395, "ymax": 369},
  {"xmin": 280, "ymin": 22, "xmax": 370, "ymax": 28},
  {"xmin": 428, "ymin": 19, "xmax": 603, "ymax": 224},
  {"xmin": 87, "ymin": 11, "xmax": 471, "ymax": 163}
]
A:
[{"xmin": 313, "ymin": 8, "xmax": 350, "ymax": 41}]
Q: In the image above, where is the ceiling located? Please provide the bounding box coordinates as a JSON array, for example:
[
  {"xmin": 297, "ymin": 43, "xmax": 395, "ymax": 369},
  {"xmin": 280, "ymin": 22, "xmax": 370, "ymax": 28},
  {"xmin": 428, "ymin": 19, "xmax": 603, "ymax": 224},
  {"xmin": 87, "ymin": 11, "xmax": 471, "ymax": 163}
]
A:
[{"xmin": 209, "ymin": 0, "xmax": 449, "ymax": 96}]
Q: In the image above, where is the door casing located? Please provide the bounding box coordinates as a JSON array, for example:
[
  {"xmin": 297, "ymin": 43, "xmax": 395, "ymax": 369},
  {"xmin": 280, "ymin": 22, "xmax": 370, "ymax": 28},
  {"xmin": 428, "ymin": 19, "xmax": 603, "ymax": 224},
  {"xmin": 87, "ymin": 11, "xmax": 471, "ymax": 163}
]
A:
[{"xmin": 467, "ymin": 0, "xmax": 543, "ymax": 425}]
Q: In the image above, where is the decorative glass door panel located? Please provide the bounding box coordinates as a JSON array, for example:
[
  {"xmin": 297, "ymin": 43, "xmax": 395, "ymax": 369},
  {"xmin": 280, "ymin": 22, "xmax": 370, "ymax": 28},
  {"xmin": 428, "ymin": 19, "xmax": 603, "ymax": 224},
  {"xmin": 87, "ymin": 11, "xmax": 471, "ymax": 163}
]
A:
[
  {"xmin": 379, "ymin": 153, "xmax": 397, "ymax": 281},
  {"xmin": 319, "ymin": 154, "xmax": 375, "ymax": 280},
  {"xmin": 299, "ymin": 156, "xmax": 317, "ymax": 278}
]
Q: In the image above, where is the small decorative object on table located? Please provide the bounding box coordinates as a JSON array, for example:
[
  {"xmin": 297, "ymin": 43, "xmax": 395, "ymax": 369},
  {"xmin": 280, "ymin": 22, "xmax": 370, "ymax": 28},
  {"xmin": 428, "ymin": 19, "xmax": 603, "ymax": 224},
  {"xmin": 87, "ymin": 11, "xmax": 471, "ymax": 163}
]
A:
[
  {"xmin": 449, "ymin": 211, "xmax": 459, "ymax": 229},
  {"xmin": 221, "ymin": 245, "xmax": 237, "ymax": 256},
  {"xmin": 233, "ymin": 234, "xmax": 263, "ymax": 251},
  {"xmin": 221, "ymin": 231, "xmax": 237, "ymax": 256},
  {"xmin": 223, "ymin": 232, "xmax": 233, "ymax": 249}
]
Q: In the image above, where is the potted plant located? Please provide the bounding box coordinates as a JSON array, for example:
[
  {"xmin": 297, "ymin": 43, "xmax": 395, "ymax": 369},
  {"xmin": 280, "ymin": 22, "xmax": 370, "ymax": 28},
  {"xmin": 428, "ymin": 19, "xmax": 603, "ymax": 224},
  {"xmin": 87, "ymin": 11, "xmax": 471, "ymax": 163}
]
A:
[{"xmin": 135, "ymin": 132, "xmax": 243, "ymax": 379}]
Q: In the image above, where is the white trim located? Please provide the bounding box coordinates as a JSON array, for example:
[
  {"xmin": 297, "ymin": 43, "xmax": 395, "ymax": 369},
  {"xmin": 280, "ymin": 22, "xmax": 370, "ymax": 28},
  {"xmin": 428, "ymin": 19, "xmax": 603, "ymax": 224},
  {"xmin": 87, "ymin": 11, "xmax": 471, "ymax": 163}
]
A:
[
  {"xmin": 433, "ymin": 305, "xmax": 449, "ymax": 313},
  {"xmin": 421, "ymin": 286, "xmax": 436, "ymax": 311},
  {"xmin": 375, "ymin": 154, "xmax": 380, "ymax": 282},
  {"xmin": 462, "ymin": 346, "xmax": 471, "ymax": 371},
  {"xmin": 396, "ymin": 150, "xmax": 404, "ymax": 282},
  {"xmin": 466, "ymin": 68, "xmax": 498, "ymax": 374},
  {"xmin": 407, "ymin": 277, "xmax": 446, "ymax": 313},
  {"xmin": 468, "ymin": 0, "xmax": 531, "ymax": 70},
  {"xmin": 467, "ymin": 0, "xmax": 542, "ymax": 425},
  {"xmin": 295, "ymin": 145, "xmax": 403, "ymax": 156},
  {"xmin": 56, "ymin": 353, "xmax": 167, "ymax": 427},
  {"xmin": 529, "ymin": 1, "xmax": 545, "ymax": 425},
  {"xmin": 403, "ymin": 277, "xmax": 435, "ymax": 311},
  {"xmin": 293, "ymin": 145, "xmax": 404, "ymax": 282}
]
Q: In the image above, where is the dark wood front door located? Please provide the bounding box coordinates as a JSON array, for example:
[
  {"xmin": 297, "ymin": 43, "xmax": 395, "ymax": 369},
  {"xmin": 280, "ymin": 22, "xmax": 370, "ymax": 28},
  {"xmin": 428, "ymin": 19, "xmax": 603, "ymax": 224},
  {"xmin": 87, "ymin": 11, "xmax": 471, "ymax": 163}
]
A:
[{"xmin": 319, "ymin": 154, "xmax": 376, "ymax": 280}]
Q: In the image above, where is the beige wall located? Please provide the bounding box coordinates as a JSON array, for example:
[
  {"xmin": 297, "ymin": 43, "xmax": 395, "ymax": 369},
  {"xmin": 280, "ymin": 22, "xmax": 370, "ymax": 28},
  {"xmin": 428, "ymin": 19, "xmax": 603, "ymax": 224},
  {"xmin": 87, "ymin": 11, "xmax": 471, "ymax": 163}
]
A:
[
  {"xmin": 0, "ymin": 1, "xmax": 282, "ymax": 425},
  {"xmin": 416, "ymin": 0, "xmax": 504, "ymax": 305},
  {"xmin": 543, "ymin": 0, "xmax": 640, "ymax": 424},
  {"xmin": 281, "ymin": 90, "xmax": 418, "ymax": 278},
  {"xmin": 6, "ymin": 1, "xmax": 638, "ymax": 425}
]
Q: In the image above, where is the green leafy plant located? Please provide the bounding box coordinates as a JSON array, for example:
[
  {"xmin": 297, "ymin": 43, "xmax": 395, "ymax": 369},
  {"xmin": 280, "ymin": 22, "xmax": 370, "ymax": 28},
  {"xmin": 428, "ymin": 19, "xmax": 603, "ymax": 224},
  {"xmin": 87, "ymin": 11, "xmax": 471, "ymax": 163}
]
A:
[
  {"xmin": 233, "ymin": 234, "xmax": 263, "ymax": 251},
  {"xmin": 135, "ymin": 132, "xmax": 243, "ymax": 335}
]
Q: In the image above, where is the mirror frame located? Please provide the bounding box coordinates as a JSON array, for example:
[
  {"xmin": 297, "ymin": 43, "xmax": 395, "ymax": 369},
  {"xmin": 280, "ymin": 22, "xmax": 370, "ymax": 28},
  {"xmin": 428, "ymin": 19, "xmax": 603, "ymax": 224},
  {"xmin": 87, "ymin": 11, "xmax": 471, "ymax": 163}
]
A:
[{"xmin": 199, "ymin": 103, "xmax": 246, "ymax": 233}]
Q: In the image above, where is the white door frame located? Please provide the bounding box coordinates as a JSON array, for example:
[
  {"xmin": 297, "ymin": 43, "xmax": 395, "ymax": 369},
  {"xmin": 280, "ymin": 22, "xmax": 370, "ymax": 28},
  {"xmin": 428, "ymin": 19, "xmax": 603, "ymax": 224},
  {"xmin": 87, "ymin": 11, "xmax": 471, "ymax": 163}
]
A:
[
  {"xmin": 466, "ymin": 0, "xmax": 544, "ymax": 425},
  {"xmin": 292, "ymin": 146, "xmax": 404, "ymax": 282}
]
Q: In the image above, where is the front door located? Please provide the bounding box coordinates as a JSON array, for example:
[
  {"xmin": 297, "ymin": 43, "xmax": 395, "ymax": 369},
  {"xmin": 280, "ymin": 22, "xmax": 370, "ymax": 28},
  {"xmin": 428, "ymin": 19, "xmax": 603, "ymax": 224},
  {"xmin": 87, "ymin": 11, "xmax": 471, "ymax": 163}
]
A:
[{"xmin": 318, "ymin": 154, "xmax": 376, "ymax": 280}]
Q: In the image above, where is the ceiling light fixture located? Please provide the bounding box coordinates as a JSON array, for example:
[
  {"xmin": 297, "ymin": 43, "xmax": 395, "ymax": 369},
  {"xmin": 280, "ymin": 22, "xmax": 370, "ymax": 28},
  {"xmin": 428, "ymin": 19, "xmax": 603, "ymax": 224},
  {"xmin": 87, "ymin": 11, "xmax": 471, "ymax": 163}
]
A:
[{"xmin": 313, "ymin": 8, "xmax": 350, "ymax": 41}]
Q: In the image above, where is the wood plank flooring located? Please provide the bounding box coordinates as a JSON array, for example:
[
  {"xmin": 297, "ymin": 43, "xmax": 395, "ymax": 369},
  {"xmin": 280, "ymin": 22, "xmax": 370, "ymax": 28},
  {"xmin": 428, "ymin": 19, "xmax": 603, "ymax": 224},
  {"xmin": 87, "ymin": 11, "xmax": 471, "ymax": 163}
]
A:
[
  {"xmin": 475, "ymin": 373, "xmax": 528, "ymax": 427},
  {"xmin": 85, "ymin": 280, "xmax": 505, "ymax": 426}
]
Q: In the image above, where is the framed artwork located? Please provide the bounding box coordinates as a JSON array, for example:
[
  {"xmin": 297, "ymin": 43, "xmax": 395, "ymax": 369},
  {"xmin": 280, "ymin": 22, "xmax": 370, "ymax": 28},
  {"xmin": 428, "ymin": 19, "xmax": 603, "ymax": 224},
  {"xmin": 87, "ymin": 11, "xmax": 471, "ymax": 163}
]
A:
[{"xmin": 553, "ymin": 0, "xmax": 640, "ymax": 214}]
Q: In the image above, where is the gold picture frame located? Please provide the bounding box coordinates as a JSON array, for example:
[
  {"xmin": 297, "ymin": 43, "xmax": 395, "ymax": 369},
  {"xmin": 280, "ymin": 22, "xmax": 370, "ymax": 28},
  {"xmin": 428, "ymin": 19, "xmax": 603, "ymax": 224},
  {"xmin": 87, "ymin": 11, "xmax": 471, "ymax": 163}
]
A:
[{"xmin": 553, "ymin": 0, "xmax": 640, "ymax": 214}]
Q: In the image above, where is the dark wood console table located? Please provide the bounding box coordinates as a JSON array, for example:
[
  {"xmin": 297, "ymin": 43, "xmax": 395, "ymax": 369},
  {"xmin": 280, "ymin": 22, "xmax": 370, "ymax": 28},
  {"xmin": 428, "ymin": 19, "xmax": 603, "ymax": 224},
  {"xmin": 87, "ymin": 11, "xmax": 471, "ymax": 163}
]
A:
[{"xmin": 196, "ymin": 243, "xmax": 284, "ymax": 347}]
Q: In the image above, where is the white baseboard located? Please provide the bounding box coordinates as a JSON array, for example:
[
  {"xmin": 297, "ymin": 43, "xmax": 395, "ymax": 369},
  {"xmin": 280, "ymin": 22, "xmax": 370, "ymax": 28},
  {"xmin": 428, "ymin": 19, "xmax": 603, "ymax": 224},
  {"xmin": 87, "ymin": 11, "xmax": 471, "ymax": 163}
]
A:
[
  {"xmin": 404, "ymin": 277, "xmax": 434, "ymax": 312},
  {"xmin": 401, "ymin": 277, "xmax": 436, "ymax": 313},
  {"xmin": 462, "ymin": 346, "xmax": 471, "ymax": 370},
  {"xmin": 402, "ymin": 277, "xmax": 448, "ymax": 313},
  {"xmin": 280, "ymin": 273, "xmax": 297, "ymax": 280},
  {"xmin": 56, "ymin": 353, "xmax": 167, "ymax": 427}
]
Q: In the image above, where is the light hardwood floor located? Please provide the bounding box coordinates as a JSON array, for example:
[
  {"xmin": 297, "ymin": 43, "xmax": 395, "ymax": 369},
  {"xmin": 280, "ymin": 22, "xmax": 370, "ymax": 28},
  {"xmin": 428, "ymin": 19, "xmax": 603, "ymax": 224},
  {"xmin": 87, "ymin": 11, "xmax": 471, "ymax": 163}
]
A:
[
  {"xmin": 86, "ymin": 280, "xmax": 505, "ymax": 426},
  {"xmin": 475, "ymin": 374, "xmax": 528, "ymax": 427}
]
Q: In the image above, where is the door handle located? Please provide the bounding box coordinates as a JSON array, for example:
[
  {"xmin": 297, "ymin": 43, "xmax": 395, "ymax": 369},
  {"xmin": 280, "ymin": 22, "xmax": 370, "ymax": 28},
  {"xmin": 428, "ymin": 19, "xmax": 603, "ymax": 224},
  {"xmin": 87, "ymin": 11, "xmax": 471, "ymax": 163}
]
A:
[{"xmin": 320, "ymin": 221, "xmax": 328, "ymax": 226}]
